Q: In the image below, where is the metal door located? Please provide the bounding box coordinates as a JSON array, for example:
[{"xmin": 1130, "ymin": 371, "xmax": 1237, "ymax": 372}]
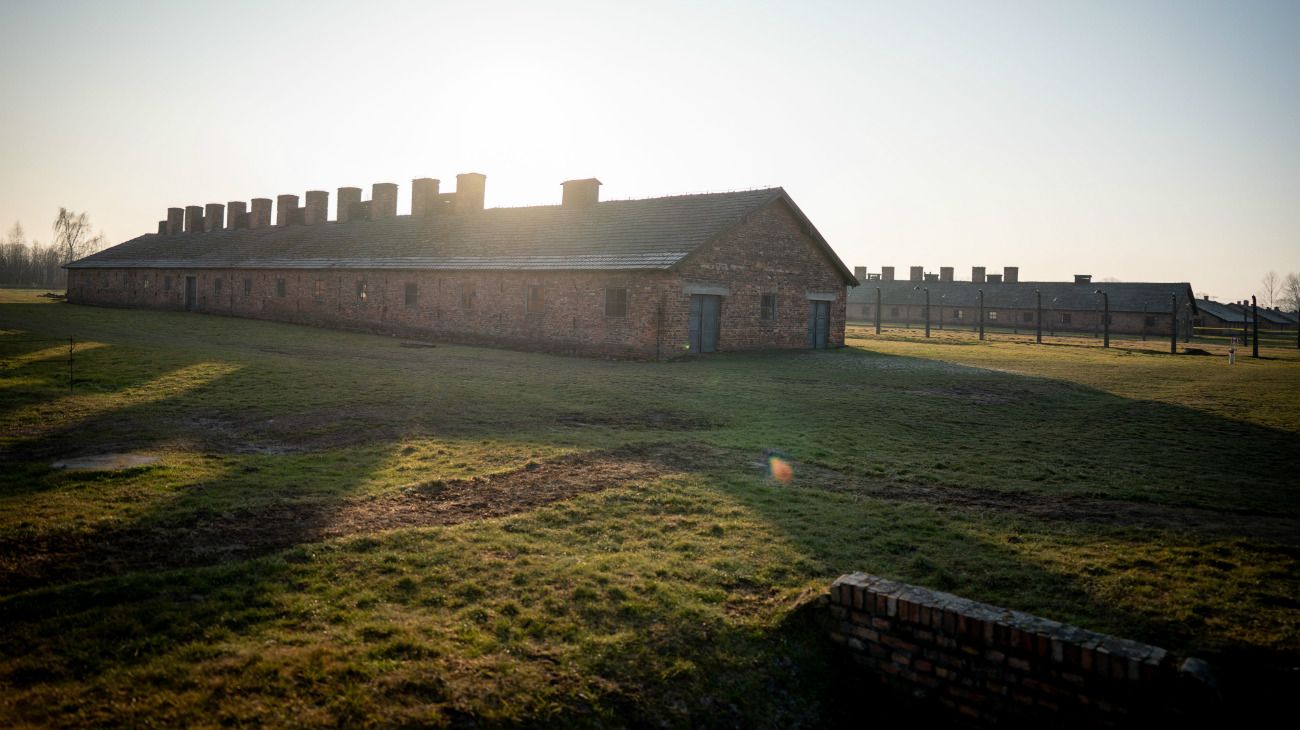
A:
[
  {"xmin": 688, "ymin": 294, "xmax": 721, "ymax": 353},
  {"xmin": 185, "ymin": 276, "xmax": 197, "ymax": 311},
  {"xmin": 808, "ymin": 300, "xmax": 829, "ymax": 349}
]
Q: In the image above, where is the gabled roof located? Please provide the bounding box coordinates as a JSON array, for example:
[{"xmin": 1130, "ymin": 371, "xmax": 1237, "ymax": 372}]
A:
[
  {"xmin": 846, "ymin": 280, "xmax": 1199, "ymax": 314},
  {"xmin": 1250, "ymin": 307, "xmax": 1293, "ymax": 326},
  {"xmin": 1193, "ymin": 299, "xmax": 1295, "ymax": 325},
  {"xmin": 1195, "ymin": 299, "xmax": 1251, "ymax": 323},
  {"xmin": 69, "ymin": 188, "xmax": 856, "ymax": 284}
]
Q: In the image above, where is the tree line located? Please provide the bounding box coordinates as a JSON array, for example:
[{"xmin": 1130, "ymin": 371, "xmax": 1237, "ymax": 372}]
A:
[{"xmin": 0, "ymin": 210, "xmax": 106, "ymax": 289}]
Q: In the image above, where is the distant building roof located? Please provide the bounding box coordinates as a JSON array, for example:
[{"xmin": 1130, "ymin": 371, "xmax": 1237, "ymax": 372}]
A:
[
  {"xmin": 846, "ymin": 280, "xmax": 1198, "ymax": 314},
  {"xmin": 1248, "ymin": 307, "xmax": 1293, "ymax": 325},
  {"xmin": 1195, "ymin": 299, "xmax": 1254, "ymax": 323},
  {"xmin": 69, "ymin": 188, "xmax": 856, "ymax": 285}
]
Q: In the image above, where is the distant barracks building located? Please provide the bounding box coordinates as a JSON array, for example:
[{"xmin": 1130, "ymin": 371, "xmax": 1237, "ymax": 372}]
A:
[
  {"xmin": 67, "ymin": 175, "xmax": 857, "ymax": 359},
  {"xmin": 847, "ymin": 266, "xmax": 1198, "ymax": 337}
]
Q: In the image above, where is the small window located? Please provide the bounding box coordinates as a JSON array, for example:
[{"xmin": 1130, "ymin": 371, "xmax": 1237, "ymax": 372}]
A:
[
  {"xmin": 1060, "ymin": 313, "xmax": 1072, "ymax": 324},
  {"xmin": 1145, "ymin": 315, "xmax": 1156, "ymax": 327},
  {"xmin": 1022, "ymin": 311, "xmax": 1033, "ymax": 322},
  {"xmin": 313, "ymin": 280, "xmax": 326, "ymax": 300},
  {"xmin": 605, "ymin": 287, "xmax": 628, "ymax": 317},
  {"xmin": 356, "ymin": 280, "xmax": 369, "ymax": 302},
  {"xmin": 214, "ymin": 277, "xmax": 222, "ymax": 293},
  {"xmin": 526, "ymin": 285, "xmax": 544, "ymax": 313},
  {"xmin": 461, "ymin": 284, "xmax": 475, "ymax": 309},
  {"xmin": 142, "ymin": 277, "xmax": 150, "ymax": 289},
  {"xmin": 276, "ymin": 278, "xmax": 286, "ymax": 298},
  {"xmin": 989, "ymin": 311, "xmax": 998, "ymax": 321},
  {"xmin": 244, "ymin": 278, "xmax": 252, "ymax": 295},
  {"xmin": 405, "ymin": 282, "xmax": 418, "ymax": 307},
  {"xmin": 890, "ymin": 306, "xmax": 900, "ymax": 317},
  {"xmin": 164, "ymin": 276, "xmax": 172, "ymax": 291},
  {"xmin": 954, "ymin": 309, "xmax": 964, "ymax": 320},
  {"xmin": 760, "ymin": 293, "xmax": 776, "ymax": 321}
]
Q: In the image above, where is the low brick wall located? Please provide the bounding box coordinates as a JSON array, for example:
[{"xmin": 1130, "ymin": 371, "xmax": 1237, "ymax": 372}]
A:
[{"xmin": 827, "ymin": 573, "xmax": 1215, "ymax": 726}]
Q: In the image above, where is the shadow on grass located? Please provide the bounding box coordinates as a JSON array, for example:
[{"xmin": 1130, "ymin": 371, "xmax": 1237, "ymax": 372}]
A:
[{"xmin": 2, "ymin": 300, "xmax": 1298, "ymax": 725}]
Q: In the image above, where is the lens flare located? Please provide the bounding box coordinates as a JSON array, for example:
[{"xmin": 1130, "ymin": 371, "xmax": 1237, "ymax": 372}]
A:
[{"xmin": 768, "ymin": 455, "xmax": 795, "ymax": 485}]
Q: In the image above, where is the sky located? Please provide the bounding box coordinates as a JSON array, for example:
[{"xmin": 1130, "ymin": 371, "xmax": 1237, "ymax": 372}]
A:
[{"xmin": 1, "ymin": 0, "xmax": 1296, "ymax": 302}]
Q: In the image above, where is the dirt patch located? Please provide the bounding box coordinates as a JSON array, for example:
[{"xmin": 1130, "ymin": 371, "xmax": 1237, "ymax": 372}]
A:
[
  {"xmin": 908, "ymin": 386, "xmax": 1015, "ymax": 405},
  {"xmin": 0, "ymin": 443, "xmax": 690, "ymax": 596},
  {"xmin": 772, "ymin": 459, "xmax": 1300, "ymax": 546},
  {"xmin": 553, "ymin": 410, "xmax": 717, "ymax": 430},
  {"xmin": 50, "ymin": 453, "xmax": 160, "ymax": 470}
]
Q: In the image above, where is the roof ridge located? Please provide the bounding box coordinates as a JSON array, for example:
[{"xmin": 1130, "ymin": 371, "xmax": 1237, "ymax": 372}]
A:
[{"xmin": 481, "ymin": 186, "xmax": 781, "ymax": 211}]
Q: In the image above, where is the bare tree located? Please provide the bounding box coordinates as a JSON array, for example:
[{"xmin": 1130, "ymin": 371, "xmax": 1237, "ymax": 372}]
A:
[
  {"xmin": 1261, "ymin": 271, "xmax": 1280, "ymax": 308},
  {"xmin": 1285, "ymin": 272, "xmax": 1300, "ymax": 313},
  {"xmin": 52, "ymin": 208, "xmax": 104, "ymax": 265}
]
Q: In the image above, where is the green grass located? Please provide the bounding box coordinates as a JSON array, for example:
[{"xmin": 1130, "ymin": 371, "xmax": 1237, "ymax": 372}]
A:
[{"xmin": 2, "ymin": 290, "xmax": 1298, "ymax": 727}]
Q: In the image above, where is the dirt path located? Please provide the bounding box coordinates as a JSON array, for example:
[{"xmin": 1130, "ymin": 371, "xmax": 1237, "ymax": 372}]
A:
[
  {"xmin": 0, "ymin": 445, "xmax": 683, "ymax": 596},
  {"xmin": 779, "ymin": 459, "xmax": 1300, "ymax": 546}
]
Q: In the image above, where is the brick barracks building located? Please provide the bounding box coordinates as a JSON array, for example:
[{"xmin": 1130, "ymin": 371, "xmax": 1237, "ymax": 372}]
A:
[
  {"xmin": 65, "ymin": 175, "xmax": 856, "ymax": 359},
  {"xmin": 847, "ymin": 265, "xmax": 1198, "ymax": 338}
]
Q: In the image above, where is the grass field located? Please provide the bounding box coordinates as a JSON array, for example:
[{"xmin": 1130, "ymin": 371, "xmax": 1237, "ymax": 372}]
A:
[{"xmin": 2, "ymin": 290, "xmax": 1298, "ymax": 727}]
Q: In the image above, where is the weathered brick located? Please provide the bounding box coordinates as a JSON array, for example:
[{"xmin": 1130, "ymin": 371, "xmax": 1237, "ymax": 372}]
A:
[{"xmin": 881, "ymin": 635, "xmax": 919, "ymax": 653}]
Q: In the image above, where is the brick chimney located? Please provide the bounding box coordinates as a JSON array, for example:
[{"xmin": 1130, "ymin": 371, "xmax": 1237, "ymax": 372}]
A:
[
  {"xmin": 204, "ymin": 203, "xmax": 225, "ymax": 231},
  {"xmin": 1074, "ymin": 274, "xmax": 1092, "ymax": 284},
  {"xmin": 853, "ymin": 266, "xmax": 867, "ymax": 283},
  {"xmin": 166, "ymin": 207, "xmax": 184, "ymax": 235},
  {"xmin": 337, "ymin": 187, "xmax": 362, "ymax": 223},
  {"xmin": 249, "ymin": 198, "xmax": 273, "ymax": 229},
  {"xmin": 940, "ymin": 267, "xmax": 953, "ymax": 282},
  {"xmin": 1004, "ymin": 266, "xmax": 1019, "ymax": 283},
  {"xmin": 277, "ymin": 195, "xmax": 300, "ymax": 226},
  {"xmin": 372, "ymin": 183, "xmax": 398, "ymax": 218},
  {"xmin": 561, "ymin": 178, "xmax": 601, "ymax": 208},
  {"xmin": 972, "ymin": 266, "xmax": 986, "ymax": 283},
  {"xmin": 184, "ymin": 206, "xmax": 204, "ymax": 233},
  {"xmin": 455, "ymin": 173, "xmax": 486, "ymax": 214},
  {"xmin": 411, "ymin": 178, "xmax": 441, "ymax": 217},
  {"xmin": 909, "ymin": 266, "xmax": 923, "ymax": 282},
  {"xmin": 157, "ymin": 221, "xmax": 166, "ymax": 235},
  {"xmin": 304, "ymin": 190, "xmax": 329, "ymax": 225},
  {"xmin": 227, "ymin": 201, "xmax": 247, "ymax": 229},
  {"xmin": 882, "ymin": 266, "xmax": 895, "ymax": 282},
  {"xmin": 987, "ymin": 274, "xmax": 1003, "ymax": 284}
]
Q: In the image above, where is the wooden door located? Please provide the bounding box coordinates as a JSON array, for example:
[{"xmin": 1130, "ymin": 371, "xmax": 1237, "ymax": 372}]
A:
[
  {"xmin": 808, "ymin": 300, "xmax": 829, "ymax": 349},
  {"xmin": 689, "ymin": 294, "xmax": 721, "ymax": 353},
  {"xmin": 185, "ymin": 276, "xmax": 197, "ymax": 311}
]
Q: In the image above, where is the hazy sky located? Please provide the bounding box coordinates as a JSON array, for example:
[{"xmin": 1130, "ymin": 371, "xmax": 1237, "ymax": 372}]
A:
[{"xmin": 2, "ymin": 0, "xmax": 1296, "ymax": 300}]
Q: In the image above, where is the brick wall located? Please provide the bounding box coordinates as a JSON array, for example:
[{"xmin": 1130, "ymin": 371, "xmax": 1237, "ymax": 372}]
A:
[
  {"xmin": 70, "ymin": 267, "xmax": 676, "ymax": 359},
  {"xmin": 826, "ymin": 573, "xmax": 1216, "ymax": 726}
]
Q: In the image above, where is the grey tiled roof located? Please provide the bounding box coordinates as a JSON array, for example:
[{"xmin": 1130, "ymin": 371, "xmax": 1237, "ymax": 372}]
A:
[
  {"xmin": 1192, "ymin": 298, "xmax": 1292, "ymax": 324},
  {"xmin": 847, "ymin": 280, "xmax": 1199, "ymax": 314},
  {"xmin": 69, "ymin": 188, "xmax": 853, "ymax": 284}
]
